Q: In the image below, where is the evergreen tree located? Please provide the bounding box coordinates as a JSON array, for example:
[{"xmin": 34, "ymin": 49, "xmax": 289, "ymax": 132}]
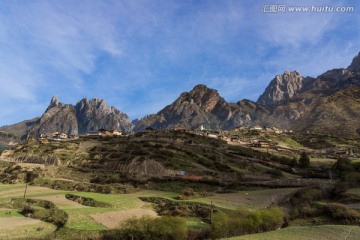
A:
[{"xmin": 298, "ymin": 152, "xmax": 310, "ymax": 168}]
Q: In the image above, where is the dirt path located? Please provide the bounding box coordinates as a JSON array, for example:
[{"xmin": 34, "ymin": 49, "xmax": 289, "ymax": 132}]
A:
[
  {"xmin": 90, "ymin": 208, "xmax": 158, "ymax": 228},
  {"xmin": 0, "ymin": 217, "xmax": 41, "ymax": 229}
]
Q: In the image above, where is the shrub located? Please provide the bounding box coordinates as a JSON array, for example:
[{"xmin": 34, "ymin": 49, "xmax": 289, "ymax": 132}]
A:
[
  {"xmin": 322, "ymin": 203, "xmax": 360, "ymax": 224},
  {"xmin": 16, "ymin": 199, "xmax": 68, "ymax": 227},
  {"xmin": 103, "ymin": 216, "xmax": 187, "ymax": 240},
  {"xmin": 182, "ymin": 188, "xmax": 195, "ymax": 196},
  {"xmin": 210, "ymin": 207, "xmax": 286, "ymax": 238},
  {"xmin": 298, "ymin": 152, "xmax": 310, "ymax": 168},
  {"xmin": 266, "ymin": 169, "xmax": 283, "ymax": 178}
]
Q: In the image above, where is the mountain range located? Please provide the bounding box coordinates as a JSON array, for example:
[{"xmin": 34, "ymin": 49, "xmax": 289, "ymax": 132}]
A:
[{"xmin": 1, "ymin": 52, "xmax": 359, "ymax": 143}]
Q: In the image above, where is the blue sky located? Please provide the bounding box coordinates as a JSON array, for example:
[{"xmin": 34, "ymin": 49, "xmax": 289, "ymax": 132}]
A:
[{"xmin": 0, "ymin": 0, "xmax": 359, "ymax": 125}]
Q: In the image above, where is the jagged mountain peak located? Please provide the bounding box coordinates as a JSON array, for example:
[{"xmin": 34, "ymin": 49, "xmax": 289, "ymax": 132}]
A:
[
  {"xmin": 133, "ymin": 83, "xmax": 264, "ymax": 132},
  {"xmin": 46, "ymin": 96, "xmax": 60, "ymax": 110},
  {"xmin": 257, "ymin": 70, "xmax": 305, "ymax": 108},
  {"xmin": 191, "ymin": 84, "xmax": 213, "ymax": 93},
  {"xmin": 177, "ymin": 84, "xmax": 224, "ymax": 111},
  {"xmin": 77, "ymin": 97, "xmax": 108, "ymax": 110},
  {"xmin": 45, "ymin": 95, "xmax": 67, "ymax": 112},
  {"xmin": 49, "ymin": 96, "xmax": 59, "ymax": 107},
  {"xmin": 348, "ymin": 52, "xmax": 360, "ymax": 72},
  {"xmin": 25, "ymin": 96, "xmax": 135, "ymax": 136}
]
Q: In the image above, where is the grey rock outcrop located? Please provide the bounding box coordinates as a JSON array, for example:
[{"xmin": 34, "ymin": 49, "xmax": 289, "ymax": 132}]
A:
[
  {"xmin": 75, "ymin": 98, "xmax": 133, "ymax": 133},
  {"xmin": 134, "ymin": 84, "xmax": 267, "ymax": 131},
  {"xmin": 27, "ymin": 97, "xmax": 134, "ymax": 136},
  {"xmin": 348, "ymin": 52, "xmax": 360, "ymax": 72},
  {"xmin": 257, "ymin": 71, "xmax": 307, "ymax": 108}
]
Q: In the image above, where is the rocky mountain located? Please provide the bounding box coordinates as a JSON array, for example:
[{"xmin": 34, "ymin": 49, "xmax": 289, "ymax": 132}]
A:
[
  {"xmin": 348, "ymin": 52, "xmax": 360, "ymax": 72},
  {"xmin": 1, "ymin": 97, "xmax": 134, "ymax": 139},
  {"xmin": 135, "ymin": 52, "xmax": 360, "ymax": 136},
  {"xmin": 75, "ymin": 98, "xmax": 133, "ymax": 134},
  {"xmin": 1, "ymin": 52, "xmax": 359, "ymax": 139},
  {"xmin": 257, "ymin": 71, "xmax": 314, "ymax": 108},
  {"xmin": 259, "ymin": 53, "xmax": 360, "ymax": 135},
  {"xmin": 134, "ymin": 84, "xmax": 268, "ymax": 132}
]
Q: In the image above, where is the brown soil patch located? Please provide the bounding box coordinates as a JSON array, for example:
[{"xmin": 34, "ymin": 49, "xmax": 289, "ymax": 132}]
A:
[
  {"xmin": 0, "ymin": 217, "xmax": 41, "ymax": 229},
  {"xmin": 35, "ymin": 194, "xmax": 85, "ymax": 208},
  {"xmin": 90, "ymin": 208, "xmax": 158, "ymax": 228}
]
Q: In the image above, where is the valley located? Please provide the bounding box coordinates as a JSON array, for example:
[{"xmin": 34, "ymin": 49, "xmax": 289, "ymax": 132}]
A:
[
  {"xmin": 0, "ymin": 53, "xmax": 359, "ymax": 239},
  {"xmin": 0, "ymin": 129, "xmax": 359, "ymax": 239}
]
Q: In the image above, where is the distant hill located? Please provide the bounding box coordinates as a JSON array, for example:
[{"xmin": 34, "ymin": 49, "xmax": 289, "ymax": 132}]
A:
[
  {"xmin": 1, "ymin": 52, "xmax": 359, "ymax": 140},
  {"xmin": 135, "ymin": 52, "xmax": 360, "ymax": 136},
  {"xmin": 133, "ymin": 84, "xmax": 268, "ymax": 132},
  {"xmin": 261, "ymin": 53, "xmax": 360, "ymax": 136},
  {"xmin": 0, "ymin": 97, "xmax": 134, "ymax": 142}
]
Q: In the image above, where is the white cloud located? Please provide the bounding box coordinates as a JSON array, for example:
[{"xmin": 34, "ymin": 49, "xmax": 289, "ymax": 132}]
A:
[{"xmin": 0, "ymin": 0, "xmax": 358, "ymax": 125}]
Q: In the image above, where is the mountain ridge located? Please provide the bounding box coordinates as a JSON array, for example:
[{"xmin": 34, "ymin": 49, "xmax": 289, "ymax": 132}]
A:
[
  {"xmin": 134, "ymin": 52, "xmax": 360, "ymax": 135},
  {"xmin": 1, "ymin": 52, "xmax": 360, "ymax": 142},
  {"xmin": 1, "ymin": 97, "xmax": 134, "ymax": 141}
]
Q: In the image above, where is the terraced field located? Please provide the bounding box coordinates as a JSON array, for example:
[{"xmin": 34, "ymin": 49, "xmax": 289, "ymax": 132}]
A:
[
  {"xmin": 0, "ymin": 183, "xmax": 299, "ymax": 239},
  {"xmin": 185, "ymin": 188, "xmax": 297, "ymax": 210},
  {"xmin": 226, "ymin": 225, "xmax": 360, "ymax": 240}
]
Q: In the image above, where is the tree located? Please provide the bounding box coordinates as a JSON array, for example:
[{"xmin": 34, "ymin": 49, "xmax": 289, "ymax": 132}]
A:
[
  {"xmin": 298, "ymin": 152, "xmax": 310, "ymax": 168},
  {"xmin": 23, "ymin": 172, "xmax": 38, "ymax": 199}
]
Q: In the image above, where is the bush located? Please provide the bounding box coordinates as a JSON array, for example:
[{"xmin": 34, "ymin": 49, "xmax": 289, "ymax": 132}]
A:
[
  {"xmin": 65, "ymin": 194, "xmax": 110, "ymax": 207},
  {"xmin": 103, "ymin": 216, "xmax": 187, "ymax": 240},
  {"xmin": 210, "ymin": 207, "xmax": 286, "ymax": 238},
  {"xmin": 298, "ymin": 152, "xmax": 310, "ymax": 168},
  {"xmin": 15, "ymin": 198, "xmax": 68, "ymax": 227},
  {"xmin": 266, "ymin": 169, "xmax": 283, "ymax": 178},
  {"xmin": 322, "ymin": 203, "xmax": 360, "ymax": 224},
  {"xmin": 181, "ymin": 188, "xmax": 195, "ymax": 197}
]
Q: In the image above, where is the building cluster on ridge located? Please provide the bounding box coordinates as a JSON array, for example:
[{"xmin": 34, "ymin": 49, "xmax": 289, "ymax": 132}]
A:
[{"xmin": 38, "ymin": 129, "xmax": 125, "ymax": 142}]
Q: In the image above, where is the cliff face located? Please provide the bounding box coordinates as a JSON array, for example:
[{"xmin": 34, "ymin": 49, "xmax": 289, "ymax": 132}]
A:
[
  {"xmin": 75, "ymin": 98, "xmax": 133, "ymax": 134},
  {"xmin": 26, "ymin": 97, "xmax": 134, "ymax": 136},
  {"xmin": 262, "ymin": 52, "xmax": 360, "ymax": 135},
  {"xmin": 135, "ymin": 52, "xmax": 360, "ymax": 136},
  {"xmin": 348, "ymin": 52, "xmax": 360, "ymax": 72},
  {"xmin": 134, "ymin": 84, "xmax": 267, "ymax": 131},
  {"xmin": 2, "ymin": 52, "xmax": 360, "ymax": 138},
  {"xmin": 257, "ymin": 71, "xmax": 313, "ymax": 108},
  {"xmin": 35, "ymin": 103, "xmax": 78, "ymax": 135}
]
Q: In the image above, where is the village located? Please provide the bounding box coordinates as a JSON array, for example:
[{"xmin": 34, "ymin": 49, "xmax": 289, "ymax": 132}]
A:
[{"xmin": 37, "ymin": 124, "xmax": 358, "ymax": 161}]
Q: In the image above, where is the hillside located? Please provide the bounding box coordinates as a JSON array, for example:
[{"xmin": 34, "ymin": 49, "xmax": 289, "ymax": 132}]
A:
[
  {"xmin": 1, "ymin": 130, "xmax": 360, "ymax": 239},
  {"xmin": 274, "ymin": 86, "xmax": 360, "ymax": 136},
  {"xmin": 1, "ymin": 53, "xmax": 359, "ymax": 145},
  {"xmin": 3, "ymin": 127, "xmax": 357, "ymax": 191},
  {"xmin": 0, "ymin": 97, "xmax": 134, "ymax": 143},
  {"xmin": 134, "ymin": 84, "xmax": 266, "ymax": 132},
  {"xmin": 135, "ymin": 53, "xmax": 360, "ymax": 136}
]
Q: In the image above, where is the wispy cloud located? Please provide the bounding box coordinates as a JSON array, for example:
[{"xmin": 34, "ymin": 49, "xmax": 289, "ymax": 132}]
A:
[{"xmin": 0, "ymin": 0, "xmax": 359, "ymax": 124}]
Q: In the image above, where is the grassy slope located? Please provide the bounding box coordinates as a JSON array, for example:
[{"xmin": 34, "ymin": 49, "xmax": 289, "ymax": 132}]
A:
[
  {"xmin": 4, "ymin": 131, "xmax": 300, "ymax": 185},
  {"xmin": 0, "ymin": 183, "xmax": 297, "ymax": 239},
  {"xmin": 185, "ymin": 188, "xmax": 297, "ymax": 210},
  {"xmin": 225, "ymin": 225, "xmax": 360, "ymax": 240},
  {"xmin": 0, "ymin": 184, "xmax": 177, "ymax": 230}
]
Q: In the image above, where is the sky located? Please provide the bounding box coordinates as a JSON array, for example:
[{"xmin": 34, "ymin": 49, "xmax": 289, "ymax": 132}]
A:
[{"xmin": 0, "ymin": 0, "xmax": 359, "ymax": 125}]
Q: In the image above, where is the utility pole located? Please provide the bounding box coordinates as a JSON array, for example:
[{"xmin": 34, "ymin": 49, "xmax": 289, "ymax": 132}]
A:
[
  {"xmin": 23, "ymin": 182, "xmax": 28, "ymax": 199},
  {"xmin": 23, "ymin": 172, "xmax": 36, "ymax": 199},
  {"xmin": 210, "ymin": 201, "xmax": 214, "ymax": 224},
  {"xmin": 329, "ymin": 168, "xmax": 333, "ymax": 182}
]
